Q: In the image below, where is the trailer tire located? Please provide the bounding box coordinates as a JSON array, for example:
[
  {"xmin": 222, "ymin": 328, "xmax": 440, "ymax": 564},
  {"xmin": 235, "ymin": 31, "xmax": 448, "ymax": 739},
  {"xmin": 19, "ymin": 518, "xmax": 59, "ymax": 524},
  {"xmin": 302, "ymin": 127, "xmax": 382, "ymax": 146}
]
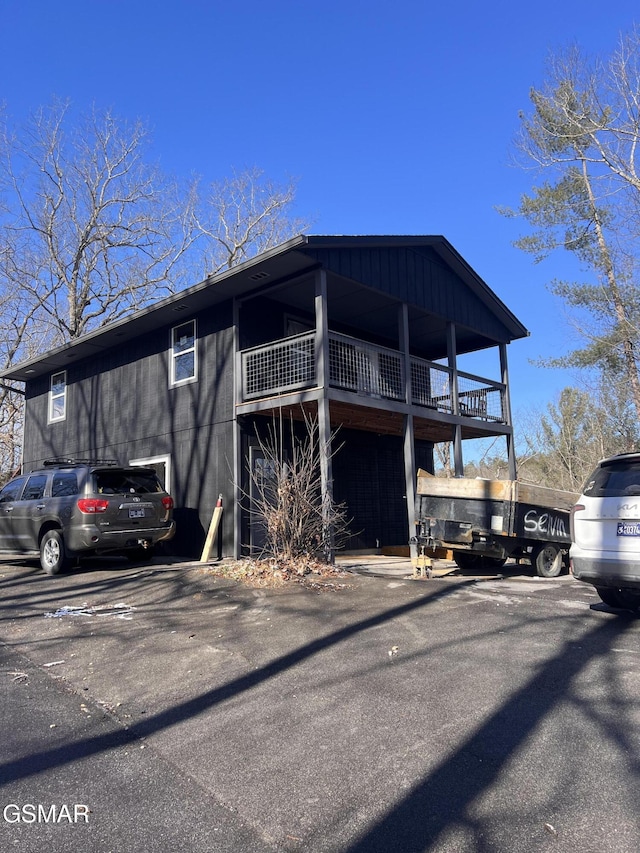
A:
[
  {"xmin": 533, "ymin": 543, "xmax": 563, "ymax": 578},
  {"xmin": 481, "ymin": 556, "xmax": 508, "ymax": 570},
  {"xmin": 453, "ymin": 552, "xmax": 482, "ymax": 572},
  {"xmin": 454, "ymin": 553, "xmax": 506, "ymax": 572}
]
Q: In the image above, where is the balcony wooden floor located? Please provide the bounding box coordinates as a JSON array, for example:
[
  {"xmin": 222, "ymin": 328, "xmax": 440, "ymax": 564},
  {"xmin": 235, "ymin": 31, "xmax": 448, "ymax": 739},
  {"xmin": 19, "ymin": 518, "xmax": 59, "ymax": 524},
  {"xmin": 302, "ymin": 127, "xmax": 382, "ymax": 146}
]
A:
[{"xmin": 244, "ymin": 398, "xmax": 506, "ymax": 443}]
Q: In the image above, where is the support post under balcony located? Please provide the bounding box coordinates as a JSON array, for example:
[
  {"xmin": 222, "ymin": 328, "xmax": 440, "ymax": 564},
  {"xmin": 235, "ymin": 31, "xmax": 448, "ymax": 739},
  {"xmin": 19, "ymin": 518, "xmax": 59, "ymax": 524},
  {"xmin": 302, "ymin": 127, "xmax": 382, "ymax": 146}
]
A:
[
  {"xmin": 315, "ymin": 268, "xmax": 334, "ymax": 563},
  {"xmin": 232, "ymin": 297, "xmax": 242, "ymax": 558},
  {"xmin": 399, "ymin": 303, "xmax": 417, "ymax": 562},
  {"xmin": 447, "ymin": 322, "xmax": 464, "ymax": 476},
  {"xmin": 500, "ymin": 342, "xmax": 517, "ymax": 480}
]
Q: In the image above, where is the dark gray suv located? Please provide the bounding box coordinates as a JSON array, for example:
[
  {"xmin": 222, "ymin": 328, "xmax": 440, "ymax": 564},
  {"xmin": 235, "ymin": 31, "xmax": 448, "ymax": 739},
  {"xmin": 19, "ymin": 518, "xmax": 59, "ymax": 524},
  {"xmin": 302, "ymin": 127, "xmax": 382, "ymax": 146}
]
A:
[{"xmin": 0, "ymin": 459, "xmax": 175, "ymax": 575}]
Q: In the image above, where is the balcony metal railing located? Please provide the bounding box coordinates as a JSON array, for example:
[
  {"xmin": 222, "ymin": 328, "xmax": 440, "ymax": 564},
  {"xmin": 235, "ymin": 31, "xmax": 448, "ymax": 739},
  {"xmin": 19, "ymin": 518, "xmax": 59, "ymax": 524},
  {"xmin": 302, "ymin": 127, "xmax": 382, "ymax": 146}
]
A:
[
  {"xmin": 457, "ymin": 371, "xmax": 505, "ymax": 421},
  {"xmin": 241, "ymin": 332, "xmax": 505, "ymax": 422},
  {"xmin": 328, "ymin": 333, "xmax": 404, "ymax": 400},
  {"xmin": 242, "ymin": 332, "xmax": 315, "ymax": 399}
]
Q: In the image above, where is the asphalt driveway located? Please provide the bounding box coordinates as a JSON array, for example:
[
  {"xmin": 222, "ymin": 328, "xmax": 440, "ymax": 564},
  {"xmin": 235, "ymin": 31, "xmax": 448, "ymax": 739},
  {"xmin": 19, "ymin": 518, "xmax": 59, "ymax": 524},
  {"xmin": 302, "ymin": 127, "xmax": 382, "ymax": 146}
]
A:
[{"xmin": 1, "ymin": 556, "xmax": 640, "ymax": 852}]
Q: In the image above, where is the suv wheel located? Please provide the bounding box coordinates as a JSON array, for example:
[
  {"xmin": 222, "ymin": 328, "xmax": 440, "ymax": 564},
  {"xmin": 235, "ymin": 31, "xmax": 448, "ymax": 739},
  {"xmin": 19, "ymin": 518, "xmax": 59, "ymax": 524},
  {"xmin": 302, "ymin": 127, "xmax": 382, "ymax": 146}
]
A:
[
  {"xmin": 40, "ymin": 529, "xmax": 70, "ymax": 575},
  {"xmin": 617, "ymin": 590, "xmax": 640, "ymax": 612},
  {"xmin": 595, "ymin": 587, "xmax": 624, "ymax": 608},
  {"xmin": 596, "ymin": 586, "xmax": 640, "ymax": 612}
]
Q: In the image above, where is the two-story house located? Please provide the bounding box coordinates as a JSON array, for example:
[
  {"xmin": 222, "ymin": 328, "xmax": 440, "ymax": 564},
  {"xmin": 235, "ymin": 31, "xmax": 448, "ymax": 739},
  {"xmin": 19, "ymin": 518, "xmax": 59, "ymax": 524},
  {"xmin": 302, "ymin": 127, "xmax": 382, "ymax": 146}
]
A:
[{"xmin": 1, "ymin": 235, "xmax": 528, "ymax": 559}]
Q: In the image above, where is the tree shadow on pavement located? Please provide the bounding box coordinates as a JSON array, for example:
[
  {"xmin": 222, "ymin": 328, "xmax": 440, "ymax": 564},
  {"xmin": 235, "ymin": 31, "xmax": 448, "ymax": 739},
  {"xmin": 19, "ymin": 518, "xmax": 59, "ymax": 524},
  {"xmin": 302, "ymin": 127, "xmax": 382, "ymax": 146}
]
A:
[
  {"xmin": 0, "ymin": 580, "xmax": 468, "ymax": 785},
  {"xmin": 341, "ymin": 611, "xmax": 637, "ymax": 853},
  {"xmin": 1, "ymin": 574, "xmax": 636, "ymax": 853}
]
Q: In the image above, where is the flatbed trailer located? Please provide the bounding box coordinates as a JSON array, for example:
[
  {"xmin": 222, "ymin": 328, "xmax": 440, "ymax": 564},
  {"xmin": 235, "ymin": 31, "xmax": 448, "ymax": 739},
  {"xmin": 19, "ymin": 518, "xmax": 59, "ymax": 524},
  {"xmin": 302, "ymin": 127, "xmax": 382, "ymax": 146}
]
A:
[{"xmin": 412, "ymin": 470, "xmax": 578, "ymax": 577}]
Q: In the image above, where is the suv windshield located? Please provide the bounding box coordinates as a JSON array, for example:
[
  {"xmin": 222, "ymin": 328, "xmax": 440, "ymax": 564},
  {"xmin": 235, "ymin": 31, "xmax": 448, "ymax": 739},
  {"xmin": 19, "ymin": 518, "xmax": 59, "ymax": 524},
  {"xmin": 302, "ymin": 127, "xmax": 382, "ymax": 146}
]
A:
[
  {"xmin": 95, "ymin": 470, "xmax": 162, "ymax": 495},
  {"xmin": 583, "ymin": 460, "xmax": 640, "ymax": 497}
]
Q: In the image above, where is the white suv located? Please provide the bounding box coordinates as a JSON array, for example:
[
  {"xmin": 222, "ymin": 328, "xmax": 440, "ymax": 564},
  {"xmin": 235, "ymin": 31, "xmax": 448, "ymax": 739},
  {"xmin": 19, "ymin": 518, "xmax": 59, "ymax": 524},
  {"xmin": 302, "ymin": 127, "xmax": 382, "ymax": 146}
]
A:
[{"xmin": 571, "ymin": 452, "xmax": 640, "ymax": 609}]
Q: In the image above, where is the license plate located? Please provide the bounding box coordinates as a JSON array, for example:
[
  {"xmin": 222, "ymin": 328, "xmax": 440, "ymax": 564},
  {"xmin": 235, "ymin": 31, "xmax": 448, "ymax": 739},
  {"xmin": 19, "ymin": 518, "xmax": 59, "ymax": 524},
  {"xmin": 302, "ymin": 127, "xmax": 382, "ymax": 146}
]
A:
[
  {"xmin": 129, "ymin": 508, "xmax": 145, "ymax": 519},
  {"xmin": 617, "ymin": 522, "xmax": 640, "ymax": 536}
]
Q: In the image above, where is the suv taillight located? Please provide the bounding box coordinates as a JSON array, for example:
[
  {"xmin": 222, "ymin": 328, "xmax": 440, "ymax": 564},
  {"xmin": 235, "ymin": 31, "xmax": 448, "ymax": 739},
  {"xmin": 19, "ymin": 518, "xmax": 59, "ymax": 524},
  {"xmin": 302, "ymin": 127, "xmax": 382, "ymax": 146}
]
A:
[
  {"xmin": 162, "ymin": 496, "xmax": 174, "ymax": 511},
  {"xmin": 77, "ymin": 498, "xmax": 109, "ymax": 514},
  {"xmin": 570, "ymin": 504, "xmax": 585, "ymax": 542}
]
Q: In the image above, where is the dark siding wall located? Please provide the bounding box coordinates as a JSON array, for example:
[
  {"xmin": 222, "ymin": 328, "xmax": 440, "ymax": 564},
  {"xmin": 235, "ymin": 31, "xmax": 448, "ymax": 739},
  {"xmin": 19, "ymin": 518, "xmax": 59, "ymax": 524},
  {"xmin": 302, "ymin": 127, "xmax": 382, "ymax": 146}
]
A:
[
  {"xmin": 303, "ymin": 246, "xmax": 509, "ymax": 340},
  {"xmin": 239, "ymin": 296, "xmax": 289, "ymax": 349},
  {"xmin": 167, "ymin": 418, "xmax": 234, "ymax": 557},
  {"xmin": 23, "ymin": 302, "xmax": 236, "ymax": 557},
  {"xmin": 332, "ymin": 431, "xmax": 433, "ymax": 550},
  {"xmin": 239, "ymin": 418, "xmax": 431, "ymax": 555},
  {"xmin": 239, "ymin": 295, "xmax": 317, "ymax": 350}
]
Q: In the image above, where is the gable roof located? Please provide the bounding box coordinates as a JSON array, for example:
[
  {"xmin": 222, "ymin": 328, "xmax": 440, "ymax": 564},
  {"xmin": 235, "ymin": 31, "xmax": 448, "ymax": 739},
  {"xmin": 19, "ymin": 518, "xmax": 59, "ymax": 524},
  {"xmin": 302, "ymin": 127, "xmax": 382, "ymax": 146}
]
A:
[{"xmin": 2, "ymin": 234, "xmax": 528, "ymax": 381}]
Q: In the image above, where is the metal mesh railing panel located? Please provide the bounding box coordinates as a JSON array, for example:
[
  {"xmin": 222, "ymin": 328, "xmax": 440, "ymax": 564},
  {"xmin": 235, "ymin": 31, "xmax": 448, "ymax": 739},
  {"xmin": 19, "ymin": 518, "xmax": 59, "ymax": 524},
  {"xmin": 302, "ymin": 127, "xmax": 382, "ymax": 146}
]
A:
[
  {"xmin": 242, "ymin": 333, "xmax": 316, "ymax": 399},
  {"xmin": 328, "ymin": 335, "xmax": 404, "ymax": 400},
  {"xmin": 457, "ymin": 373, "xmax": 504, "ymax": 421},
  {"xmin": 410, "ymin": 358, "xmax": 452, "ymax": 411},
  {"xmin": 240, "ymin": 333, "xmax": 506, "ymax": 424}
]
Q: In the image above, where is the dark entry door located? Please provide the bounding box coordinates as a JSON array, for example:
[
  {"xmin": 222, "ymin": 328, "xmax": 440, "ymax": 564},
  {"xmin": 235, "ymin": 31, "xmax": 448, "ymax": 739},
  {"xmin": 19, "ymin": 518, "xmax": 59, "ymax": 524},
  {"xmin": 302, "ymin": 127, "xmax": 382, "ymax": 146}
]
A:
[{"xmin": 249, "ymin": 445, "xmax": 276, "ymax": 554}]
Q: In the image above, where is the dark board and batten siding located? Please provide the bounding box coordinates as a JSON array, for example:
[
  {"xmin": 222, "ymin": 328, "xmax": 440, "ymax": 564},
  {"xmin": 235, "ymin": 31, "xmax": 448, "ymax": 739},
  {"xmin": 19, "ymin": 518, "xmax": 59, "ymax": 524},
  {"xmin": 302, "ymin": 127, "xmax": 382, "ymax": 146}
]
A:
[
  {"xmin": 332, "ymin": 430, "xmax": 434, "ymax": 551},
  {"xmin": 302, "ymin": 245, "xmax": 510, "ymax": 341},
  {"xmin": 22, "ymin": 303, "xmax": 237, "ymax": 557}
]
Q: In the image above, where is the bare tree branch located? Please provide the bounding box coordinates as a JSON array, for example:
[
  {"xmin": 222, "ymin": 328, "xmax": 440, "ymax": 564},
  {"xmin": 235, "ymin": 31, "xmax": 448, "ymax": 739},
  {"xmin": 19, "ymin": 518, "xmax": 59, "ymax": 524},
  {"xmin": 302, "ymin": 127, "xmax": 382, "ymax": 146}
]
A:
[
  {"xmin": 0, "ymin": 103, "xmax": 310, "ymax": 477},
  {"xmin": 191, "ymin": 166, "xmax": 310, "ymax": 276}
]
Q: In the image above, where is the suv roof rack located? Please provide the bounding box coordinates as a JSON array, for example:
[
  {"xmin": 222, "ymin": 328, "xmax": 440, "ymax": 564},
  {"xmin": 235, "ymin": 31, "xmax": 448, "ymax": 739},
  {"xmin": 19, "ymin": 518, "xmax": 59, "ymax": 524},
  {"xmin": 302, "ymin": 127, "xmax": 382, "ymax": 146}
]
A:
[{"xmin": 43, "ymin": 458, "xmax": 120, "ymax": 468}]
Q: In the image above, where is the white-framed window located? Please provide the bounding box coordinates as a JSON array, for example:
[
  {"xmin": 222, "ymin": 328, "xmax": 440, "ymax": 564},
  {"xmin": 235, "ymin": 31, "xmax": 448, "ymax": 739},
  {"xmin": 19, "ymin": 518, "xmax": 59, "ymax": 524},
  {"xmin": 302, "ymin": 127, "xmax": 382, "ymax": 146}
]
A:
[
  {"xmin": 129, "ymin": 454, "xmax": 172, "ymax": 495},
  {"xmin": 49, "ymin": 371, "xmax": 67, "ymax": 423},
  {"xmin": 170, "ymin": 319, "xmax": 197, "ymax": 386}
]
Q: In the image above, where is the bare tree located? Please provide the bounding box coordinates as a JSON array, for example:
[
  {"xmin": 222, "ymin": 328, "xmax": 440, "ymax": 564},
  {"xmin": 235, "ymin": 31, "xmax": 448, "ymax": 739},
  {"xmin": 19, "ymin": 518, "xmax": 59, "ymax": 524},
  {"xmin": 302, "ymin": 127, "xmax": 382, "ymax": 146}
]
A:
[
  {"xmin": 0, "ymin": 106, "xmax": 309, "ymax": 352},
  {"xmin": 0, "ymin": 102, "xmax": 310, "ymax": 476},
  {"xmin": 516, "ymin": 382, "xmax": 639, "ymax": 490},
  {"xmin": 433, "ymin": 441, "xmax": 453, "ymax": 477},
  {"xmin": 246, "ymin": 412, "xmax": 351, "ymax": 566},
  {"xmin": 191, "ymin": 166, "xmax": 309, "ymax": 276},
  {"xmin": 0, "ymin": 100, "xmax": 196, "ymax": 345}
]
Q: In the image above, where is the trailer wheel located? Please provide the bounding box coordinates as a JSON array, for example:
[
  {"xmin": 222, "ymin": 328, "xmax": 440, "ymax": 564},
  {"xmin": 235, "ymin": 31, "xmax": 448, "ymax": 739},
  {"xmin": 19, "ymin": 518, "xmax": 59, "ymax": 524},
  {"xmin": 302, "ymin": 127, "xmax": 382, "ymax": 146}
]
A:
[
  {"xmin": 453, "ymin": 552, "xmax": 483, "ymax": 572},
  {"xmin": 454, "ymin": 553, "xmax": 506, "ymax": 572},
  {"xmin": 481, "ymin": 556, "xmax": 508, "ymax": 570},
  {"xmin": 533, "ymin": 543, "xmax": 563, "ymax": 578}
]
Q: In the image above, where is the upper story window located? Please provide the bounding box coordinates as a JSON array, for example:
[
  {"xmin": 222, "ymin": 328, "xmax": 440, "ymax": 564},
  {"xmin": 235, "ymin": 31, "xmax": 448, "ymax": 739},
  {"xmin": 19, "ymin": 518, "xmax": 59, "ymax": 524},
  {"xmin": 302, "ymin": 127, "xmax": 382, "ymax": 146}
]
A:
[
  {"xmin": 170, "ymin": 320, "xmax": 197, "ymax": 386},
  {"xmin": 49, "ymin": 371, "xmax": 67, "ymax": 422}
]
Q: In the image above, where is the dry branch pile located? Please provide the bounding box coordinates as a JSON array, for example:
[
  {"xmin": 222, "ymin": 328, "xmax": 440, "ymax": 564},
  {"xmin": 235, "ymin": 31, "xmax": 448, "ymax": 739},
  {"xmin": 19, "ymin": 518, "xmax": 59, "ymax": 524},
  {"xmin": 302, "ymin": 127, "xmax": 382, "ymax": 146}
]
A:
[{"xmin": 204, "ymin": 557, "xmax": 351, "ymax": 590}]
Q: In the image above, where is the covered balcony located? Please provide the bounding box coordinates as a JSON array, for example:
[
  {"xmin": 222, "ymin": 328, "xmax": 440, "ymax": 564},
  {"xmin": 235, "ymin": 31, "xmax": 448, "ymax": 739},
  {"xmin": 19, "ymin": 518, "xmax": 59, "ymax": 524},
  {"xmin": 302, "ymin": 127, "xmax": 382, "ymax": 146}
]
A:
[
  {"xmin": 229, "ymin": 235, "xmax": 526, "ymax": 558},
  {"xmin": 239, "ymin": 330, "xmax": 508, "ymax": 438}
]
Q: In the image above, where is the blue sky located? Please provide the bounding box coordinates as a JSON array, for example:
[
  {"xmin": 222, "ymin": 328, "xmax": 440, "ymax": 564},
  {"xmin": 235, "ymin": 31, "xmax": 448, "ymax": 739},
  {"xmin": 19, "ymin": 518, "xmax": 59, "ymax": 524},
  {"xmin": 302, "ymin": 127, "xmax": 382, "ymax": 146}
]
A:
[{"xmin": 1, "ymin": 0, "xmax": 639, "ymax": 422}]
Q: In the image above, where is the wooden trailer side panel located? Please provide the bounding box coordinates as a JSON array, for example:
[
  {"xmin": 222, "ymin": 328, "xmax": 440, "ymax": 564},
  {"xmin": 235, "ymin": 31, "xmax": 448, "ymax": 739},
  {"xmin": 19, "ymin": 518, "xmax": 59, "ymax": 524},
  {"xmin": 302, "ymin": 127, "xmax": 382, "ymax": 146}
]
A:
[
  {"xmin": 416, "ymin": 471, "xmax": 515, "ymax": 503},
  {"xmin": 416, "ymin": 494, "xmax": 513, "ymax": 540},
  {"xmin": 415, "ymin": 471, "xmax": 578, "ymax": 549},
  {"xmin": 512, "ymin": 501, "xmax": 573, "ymax": 546}
]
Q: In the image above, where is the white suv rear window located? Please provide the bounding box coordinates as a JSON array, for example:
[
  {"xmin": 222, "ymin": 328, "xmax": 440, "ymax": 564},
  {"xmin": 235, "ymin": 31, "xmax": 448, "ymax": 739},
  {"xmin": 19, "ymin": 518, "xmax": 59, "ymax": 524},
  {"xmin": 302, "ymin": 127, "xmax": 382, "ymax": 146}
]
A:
[{"xmin": 583, "ymin": 461, "xmax": 640, "ymax": 497}]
